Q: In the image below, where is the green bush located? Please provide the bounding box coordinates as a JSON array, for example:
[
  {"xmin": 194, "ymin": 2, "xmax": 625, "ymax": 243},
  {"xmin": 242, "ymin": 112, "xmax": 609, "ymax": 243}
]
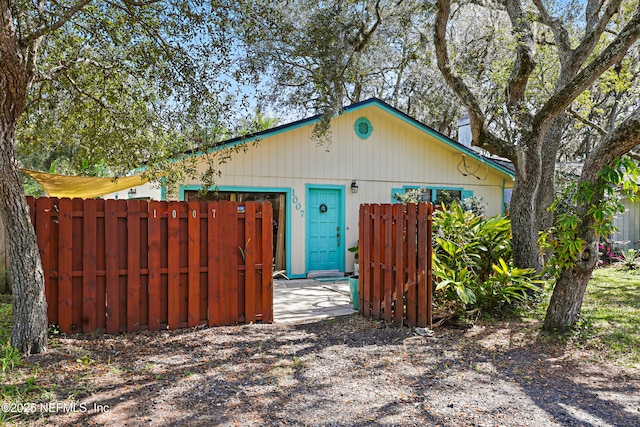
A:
[
  {"xmin": 433, "ymin": 202, "xmax": 540, "ymax": 318},
  {"xmin": 619, "ymin": 248, "xmax": 638, "ymax": 269}
]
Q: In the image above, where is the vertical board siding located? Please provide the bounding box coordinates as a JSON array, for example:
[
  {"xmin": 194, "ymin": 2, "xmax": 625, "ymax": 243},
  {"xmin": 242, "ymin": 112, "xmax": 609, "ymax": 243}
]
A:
[
  {"xmin": 261, "ymin": 202, "xmax": 274, "ymax": 323},
  {"xmin": 82, "ymin": 199, "xmax": 98, "ymax": 332},
  {"xmin": 57, "ymin": 198, "xmax": 73, "ymax": 333},
  {"xmin": 26, "ymin": 197, "xmax": 273, "ymax": 334},
  {"xmin": 127, "ymin": 200, "xmax": 141, "ymax": 332},
  {"xmin": 244, "ymin": 202, "xmax": 257, "ymax": 323},
  {"xmin": 359, "ymin": 203, "xmax": 433, "ymax": 328},
  {"xmin": 147, "ymin": 201, "xmax": 163, "ymax": 330},
  {"xmin": 105, "ymin": 199, "xmax": 120, "ymax": 334},
  {"xmin": 167, "ymin": 201, "xmax": 181, "ymax": 330},
  {"xmin": 207, "ymin": 202, "xmax": 221, "ymax": 326},
  {"xmin": 187, "ymin": 201, "xmax": 201, "ymax": 327}
]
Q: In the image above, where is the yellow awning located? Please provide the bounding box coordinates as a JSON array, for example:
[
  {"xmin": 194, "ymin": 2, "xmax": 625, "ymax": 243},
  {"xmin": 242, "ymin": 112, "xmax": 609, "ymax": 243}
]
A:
[{"xmin": 21, "ymin": 169, "xmax": 148, "ymax": 199}]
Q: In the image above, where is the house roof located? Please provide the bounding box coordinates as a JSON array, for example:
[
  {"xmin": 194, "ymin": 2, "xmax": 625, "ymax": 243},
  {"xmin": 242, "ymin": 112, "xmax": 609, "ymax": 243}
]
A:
[{"xmin": 203, "ymin": 98, "xmax": 516, "ymax": 180}]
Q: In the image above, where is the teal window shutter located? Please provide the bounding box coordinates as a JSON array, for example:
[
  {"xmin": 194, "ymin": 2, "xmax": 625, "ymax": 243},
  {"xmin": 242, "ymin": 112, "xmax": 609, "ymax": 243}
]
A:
[{"xmin": 462, "ymin": 190, "xmax": 474, "ymax": 200}]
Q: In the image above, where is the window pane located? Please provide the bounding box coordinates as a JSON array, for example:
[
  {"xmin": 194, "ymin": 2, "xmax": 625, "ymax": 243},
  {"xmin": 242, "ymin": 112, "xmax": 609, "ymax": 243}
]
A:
[
  {"xmin": 404, "ymin": 188, "xmax": 431, "ymax": 202},
  {"xmin": 435, "ymin": 190, "xmax": 462, "ymax": 205}
]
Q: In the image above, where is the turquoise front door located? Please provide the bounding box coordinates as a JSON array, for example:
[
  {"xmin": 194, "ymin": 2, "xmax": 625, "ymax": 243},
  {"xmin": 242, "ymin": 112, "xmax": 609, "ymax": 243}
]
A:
[{"xmin": 307, "ymin": 187, "xmax": 343, "ymax": 272}]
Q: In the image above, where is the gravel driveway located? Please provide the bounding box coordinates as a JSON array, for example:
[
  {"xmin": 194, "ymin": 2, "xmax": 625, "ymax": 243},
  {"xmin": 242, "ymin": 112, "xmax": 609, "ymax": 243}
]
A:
[{"xmin": 18, "ymin": 315, "xmax": 640, "ymax": 426}]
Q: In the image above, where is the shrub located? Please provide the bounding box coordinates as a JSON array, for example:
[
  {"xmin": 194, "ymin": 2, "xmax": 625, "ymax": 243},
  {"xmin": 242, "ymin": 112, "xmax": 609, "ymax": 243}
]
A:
[
  {"xmin": 598, "ymin": 242, "xmax": 620, "ymax": 265},
  {"xmin": 432, "ymin": 202, "xmax": 540, "ymax": 319},
  {"xmin": 619, "ymin": 248, "xmax": 638, "ymax": 269}
]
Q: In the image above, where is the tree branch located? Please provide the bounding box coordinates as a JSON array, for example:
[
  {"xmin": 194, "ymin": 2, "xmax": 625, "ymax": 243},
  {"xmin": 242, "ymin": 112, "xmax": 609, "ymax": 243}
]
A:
[
  {"xmin": 568, "ymin": 108, "xmax": 608, "ymax": 135},
  {"xmin": 63, "ymin": 72, "xmax": 114, "ymax": 113},
  {"xmin": 532, "ymin": 0, "xmax": 571, "ymax": 55},
  {"xmin": 534, "ymin": 4, "xmax": 640, "ymax": 137},
  {"xmin": 20, "ymin": 0, "xmax": 93, "ymax": 47},
  {"xmin": 504, "ymin": 0, "xmax": 537, "ymax": 112},
  {"xmin": 582, "ymin": 106, "xmax": 640, "ymax": 181},
  {"xmin": 434, "ymin": 0, "xmax": 515, "ymax": 160},
  {"xmin": 571, "ymin": 0, "xmax": 623, "ymax": 72}
]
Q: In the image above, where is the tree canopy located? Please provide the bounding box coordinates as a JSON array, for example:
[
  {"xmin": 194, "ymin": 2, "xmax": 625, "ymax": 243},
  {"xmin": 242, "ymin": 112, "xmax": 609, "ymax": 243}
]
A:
[{"xmin": 0, "ymin": 0, "xmax": 250, "ymax": 353}]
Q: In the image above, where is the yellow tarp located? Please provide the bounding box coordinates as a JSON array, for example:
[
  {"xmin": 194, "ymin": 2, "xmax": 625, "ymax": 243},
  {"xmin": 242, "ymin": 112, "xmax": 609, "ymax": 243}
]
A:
[{"xmin": 21, "ymin": 169, "xmax": 148, "ymax": 199}]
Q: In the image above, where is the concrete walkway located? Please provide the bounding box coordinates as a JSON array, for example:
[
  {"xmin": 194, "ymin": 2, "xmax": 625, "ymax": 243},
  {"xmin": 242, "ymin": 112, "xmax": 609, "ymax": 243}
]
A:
[{"xmin": 273, "ymin": 278, "xmax": 357, "ymax": 322}]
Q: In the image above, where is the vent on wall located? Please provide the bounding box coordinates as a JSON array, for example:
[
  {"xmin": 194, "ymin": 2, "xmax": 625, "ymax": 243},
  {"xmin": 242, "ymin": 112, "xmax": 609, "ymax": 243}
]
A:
[{"xmin": 354, "ymin": 117, "xmax": 373, "ymax": 139}]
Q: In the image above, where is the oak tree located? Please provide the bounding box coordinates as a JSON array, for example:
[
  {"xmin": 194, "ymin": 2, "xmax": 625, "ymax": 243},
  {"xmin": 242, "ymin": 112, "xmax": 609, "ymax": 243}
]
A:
[
  {"xmin": 433, "ymin": 0, "xmax": 640, "ymax": 329},
  {"xmin": 1, "ymin": 0, "xmax": 234, "ymax": 354}
]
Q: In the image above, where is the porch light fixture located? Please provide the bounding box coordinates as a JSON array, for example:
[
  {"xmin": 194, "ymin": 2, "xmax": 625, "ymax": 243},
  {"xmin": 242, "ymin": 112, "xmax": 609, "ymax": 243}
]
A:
[
  {"xmin": 128, "ymin": 188, "xmax": 137, "ymax": 198},
  {"xmin": 351, "ymin": 180, "xmax": 359, "ymax": 194}
]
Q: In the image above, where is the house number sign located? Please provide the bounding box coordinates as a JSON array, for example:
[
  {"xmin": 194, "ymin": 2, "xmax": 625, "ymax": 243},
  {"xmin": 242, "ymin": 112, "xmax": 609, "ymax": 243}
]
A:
[{"xmin": 290, "ymin": 189, "xmax": 305, "ymax": 217}]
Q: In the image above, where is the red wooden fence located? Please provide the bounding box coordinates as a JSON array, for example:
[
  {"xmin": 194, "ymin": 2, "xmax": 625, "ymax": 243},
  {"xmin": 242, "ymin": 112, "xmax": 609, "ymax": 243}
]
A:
[
  {"xmin": 26, "ymin": 197, "xmax": 273, "ymax": 334},
  {"xmin": 359, "ymin": 203, "xmax": 432, "ymax": 328}
]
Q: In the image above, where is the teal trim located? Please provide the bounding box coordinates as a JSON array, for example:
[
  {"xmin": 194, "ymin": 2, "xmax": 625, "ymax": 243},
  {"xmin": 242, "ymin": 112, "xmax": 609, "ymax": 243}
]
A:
[
  {"xmin": 461, "ymin": 190, "xmax": 474, "ymax": 200},
  {"xmin": 354, "ymin": 117, "xmax": 373, "ymax": 139},
  {"xmin": 160, "ymin": 178, "xmax": 167, "ymax": 201},
  {"xmin": 179, "ymin": 184, "xmax": 293, "ymax": 277},
  {"xmin": 391, "ymin": 188, "xmax": 404, "ymax": 203},
  {"xmin": 305, "ymin": 184, "xmax": 346, "ymax": 275},
  {"xmin": 501, "ymin": 179, "xmax": 506, "ymax": 216}
]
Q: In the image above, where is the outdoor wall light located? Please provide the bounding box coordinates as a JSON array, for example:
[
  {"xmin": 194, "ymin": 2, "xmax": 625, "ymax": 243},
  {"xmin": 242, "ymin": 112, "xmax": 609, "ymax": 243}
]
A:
[
  {"xmin": 128, "ymin": 188, "xmax": 137, "ymax": 198},
  {"xmin": 351, "ymin": 180, "xmax": 359, "ymax": 194}
]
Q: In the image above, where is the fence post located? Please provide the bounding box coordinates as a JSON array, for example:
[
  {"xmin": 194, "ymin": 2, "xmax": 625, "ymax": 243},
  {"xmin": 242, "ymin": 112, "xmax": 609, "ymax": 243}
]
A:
[
  {"xmin": 207, "ymin": 201, "xmax": 221, "ymax": 326},
  {"xmin": 426, "ymin": 203, "xmax": 433, "ymax": 329},
  {"xmin": 406, "ymin": 204, "xmax": 417, "ymax": 326},
  {"xmin": 261, "ymin": 202, "xmax": 273, "ymax": 323},
  {"xmin": 393, "ymin": 203, "xmax": 405, "ymax": 324},
  {"xmin": 417, "ymin": 203, "xmax": 429, "ymax": 328}
]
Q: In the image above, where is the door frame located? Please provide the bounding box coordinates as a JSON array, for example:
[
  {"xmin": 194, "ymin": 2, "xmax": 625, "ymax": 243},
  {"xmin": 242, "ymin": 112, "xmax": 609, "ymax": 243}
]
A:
[
  {"xmin": 179, "ymin": 184, "xmax": 293, "ymax": 277},
  {"xmin": 305, "ymin": 184, "xmax": 346, "ymax": 274}
]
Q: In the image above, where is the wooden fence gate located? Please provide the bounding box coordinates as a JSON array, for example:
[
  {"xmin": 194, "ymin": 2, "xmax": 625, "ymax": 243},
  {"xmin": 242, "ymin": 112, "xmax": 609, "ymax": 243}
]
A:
[
  {"xmin": 26, "ymin": 197, "xmax": 273, "ymax": 334},
  {"xmin": 359, "ymin": 203, "xmax": 433, "ymax": 328}
]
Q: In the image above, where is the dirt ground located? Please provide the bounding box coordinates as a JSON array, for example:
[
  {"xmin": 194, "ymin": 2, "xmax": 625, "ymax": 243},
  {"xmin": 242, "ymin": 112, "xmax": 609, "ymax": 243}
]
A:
[{"xmin": 7, "ymin": 314, "xmax": 640, "ymax": 427}]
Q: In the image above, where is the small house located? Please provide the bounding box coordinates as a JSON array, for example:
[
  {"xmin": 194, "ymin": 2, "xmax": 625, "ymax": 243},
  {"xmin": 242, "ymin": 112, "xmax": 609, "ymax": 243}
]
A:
[{"xmin": 116, "ymin": 98, "xmax": 515, "ymax": 278}]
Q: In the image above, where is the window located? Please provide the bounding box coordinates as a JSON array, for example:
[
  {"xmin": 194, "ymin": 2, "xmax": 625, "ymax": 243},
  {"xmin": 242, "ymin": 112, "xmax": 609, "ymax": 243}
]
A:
[
  {"xmin": 354, "ymin": 117, "xmax": 373, "ymax": 139},
  {"xmin": 435, "ymin": 189, "xmax": 462, "ymax": 205},
  {"xmin": 395, "ymin": 187, "xmax": 465, "ymax": 207},
  {"xmin": 417, "ymin": 189, "xmax": 432, "ymax": 202}
]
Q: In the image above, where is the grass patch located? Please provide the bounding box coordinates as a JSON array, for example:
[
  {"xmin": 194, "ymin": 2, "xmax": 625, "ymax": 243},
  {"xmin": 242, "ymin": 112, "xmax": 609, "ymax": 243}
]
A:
[
  {"xmin": 0, "ymin": 295, "xmax": 58, "ymax": 425},
  {"xmin": 0, "ymin": 294, "xmax": 12, "ymax": 345},
  {"xmin": 578, "ymin": 267, "xmax": 640, "ymax": 366}
]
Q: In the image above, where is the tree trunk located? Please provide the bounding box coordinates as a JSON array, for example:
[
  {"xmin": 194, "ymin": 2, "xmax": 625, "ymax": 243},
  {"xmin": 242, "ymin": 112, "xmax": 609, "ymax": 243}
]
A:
[
  {"xmin": 0, "ymin": 128, "xmax": 48, "ymax": 354},
  {"xmin": 1, "ymin": 14, "xmax": 48, "ymax": 352},
  {"xmin": 510, "ymin": 145, "xmax": 543, "ymax": 271},
  {"xmin": 536, "ymin": 117, "xmax": 565, "ymax": 233},
  {"xmin": 543, "ymin": 240, "xmax": 598, "ymax": 331}
]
